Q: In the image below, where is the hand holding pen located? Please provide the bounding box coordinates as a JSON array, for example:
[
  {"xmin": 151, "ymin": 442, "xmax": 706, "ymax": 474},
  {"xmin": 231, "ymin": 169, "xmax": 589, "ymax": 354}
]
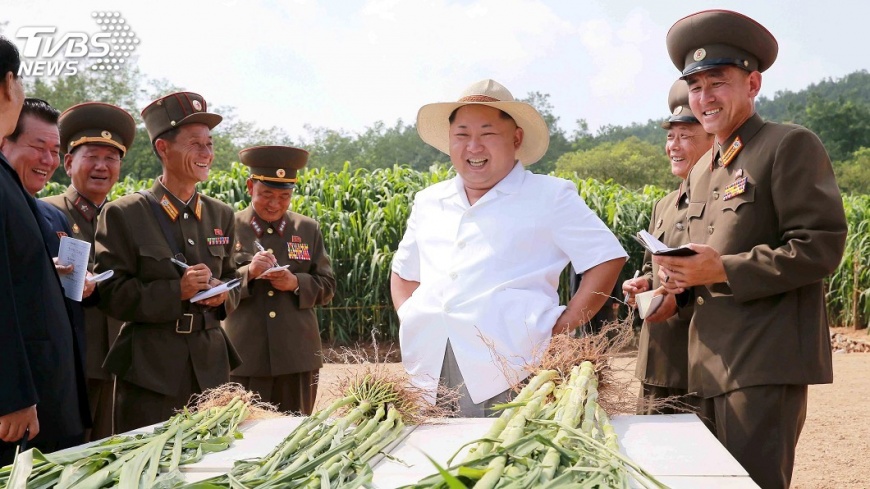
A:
[
  {"xmin": 171, "ymin": 257, "xmax": 217, "ymax": 300},
  {"xmin": 622, "ymin": 270, "xmax": 646, "ymax": 308},
  {"xmin": 250, "ymin": 240, "xmax": 281, "ymax": 279}
]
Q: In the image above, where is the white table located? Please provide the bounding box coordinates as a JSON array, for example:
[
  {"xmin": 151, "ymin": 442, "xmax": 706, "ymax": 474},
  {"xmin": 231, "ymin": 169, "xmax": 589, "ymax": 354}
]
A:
[
  {"xmin": 370, "ymin": 414, "xmax": 757, "ymax": 488},
  {"xmin": 176, "ymin": 413, "xmax": 758, "ymax": 488}
]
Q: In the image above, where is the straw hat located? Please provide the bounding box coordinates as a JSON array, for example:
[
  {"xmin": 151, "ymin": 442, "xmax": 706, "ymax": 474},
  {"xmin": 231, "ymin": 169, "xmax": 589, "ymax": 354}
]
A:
[{"xmin": 416, "ymin": 79, "xmax": 549, "ymax": 165}]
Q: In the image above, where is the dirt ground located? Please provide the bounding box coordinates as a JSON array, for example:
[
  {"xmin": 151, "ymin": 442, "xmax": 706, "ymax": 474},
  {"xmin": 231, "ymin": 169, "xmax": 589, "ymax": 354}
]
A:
[{"xmin": 318, "ymin": 330, "xmax": 870, "ymax": 488}]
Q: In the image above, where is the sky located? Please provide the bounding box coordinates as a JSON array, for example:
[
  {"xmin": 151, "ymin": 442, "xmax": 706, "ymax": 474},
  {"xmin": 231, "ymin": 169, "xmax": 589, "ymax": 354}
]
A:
[{"xmin": 3, "ymin": 0, "xmax": 869, "ymax": 142}]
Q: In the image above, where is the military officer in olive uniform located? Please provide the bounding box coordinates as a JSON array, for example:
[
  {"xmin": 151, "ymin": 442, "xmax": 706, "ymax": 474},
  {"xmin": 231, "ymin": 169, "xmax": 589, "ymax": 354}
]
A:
[
  {"xmin": 225, "ymin": 146, "xmax": 335, "ymax": 415},
  {"xmin": 94, "ymin": 92, "xmax": 242, "ymax": 432},
  {"xmin": 656, "ymin": 11, "xmax": 847, "ymax": 488},
  {"xmin": 623, "ymin": 80, "xmax": 713, "ymax": 414},
  {"xmin": 43, "ymin": 102, "xmax": 135, "ymax": 439}
]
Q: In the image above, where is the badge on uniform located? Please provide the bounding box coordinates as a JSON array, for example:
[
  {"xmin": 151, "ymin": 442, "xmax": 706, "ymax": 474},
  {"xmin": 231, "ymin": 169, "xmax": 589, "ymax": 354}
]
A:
[
  {"xmin": 207, "ymin": 235, "xmax": 230, "ymax": 246},
  {"xmin": 214, "ymin": 228, "xmax": 224, "ymax": 236},
  {"xmin": 723, "ymin": 177, "xmax": 748, "ymax": 201},
  {"xmin": 720, "ymin": 136, "xmax": 743, "ymax": 168},
  {"xmin": 288, "ymin": 241, "xmax": 310, "ymax": 261}
]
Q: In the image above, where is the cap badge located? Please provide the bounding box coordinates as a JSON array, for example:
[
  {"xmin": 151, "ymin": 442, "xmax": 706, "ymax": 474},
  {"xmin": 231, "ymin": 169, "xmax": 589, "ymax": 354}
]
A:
[
  {"xmin": 672, "ymin": 106, "xmax": 682, "ymax": 116},
  {"xmin": 101, "ymin": 130, "xmax": 112, "ymax": 139},
  {"xmin": 276, "ymin": 169, "xmax": 286, "ymax": 178},
  {"xmin": 693, "ymin": 48, "xmax": 706, "ymax": 62},
  {"xmin": 192, "ymin": 100, "xmax": 202, "ymax": 111}
]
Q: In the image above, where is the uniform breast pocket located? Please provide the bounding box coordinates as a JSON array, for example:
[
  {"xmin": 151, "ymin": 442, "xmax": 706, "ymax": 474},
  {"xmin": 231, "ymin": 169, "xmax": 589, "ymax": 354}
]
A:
[
  {"xmin": 722, "ymin": 185, "xmax": 755, "ymax": 213},
  {"xmin": 138, "ymin": 244, "xmax": 174, "ymax": 280},
  {"xmin": 686, "ymin": 202, "xmax": 705, "ymax": 222},
  {"xmin": 233, "ymin": 252, "xmax": 253, "ymax": 267}
]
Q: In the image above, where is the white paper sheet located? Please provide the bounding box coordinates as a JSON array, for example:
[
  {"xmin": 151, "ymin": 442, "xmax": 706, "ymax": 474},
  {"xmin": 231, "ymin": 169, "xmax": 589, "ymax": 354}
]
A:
[
  {"xmin": 255, "ymin": 264, "xmax": 290, "ymax": 279},
  {"xmin": 637, "ymin": 290, "xmax": 665, "ymax": 319},
  {"xmin": 190, "ymin": 278, "xmax": 241, "ymax": 303},
  {"xmin": 57, "ymin": 236, "xmax": 91, "ymax": 301}
]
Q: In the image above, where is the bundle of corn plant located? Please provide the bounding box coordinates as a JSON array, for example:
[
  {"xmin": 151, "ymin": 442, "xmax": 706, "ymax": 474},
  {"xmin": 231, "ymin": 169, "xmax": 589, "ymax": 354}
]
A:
[
  {"xmin": 182, "ymin": 363, "xmax": 441, "ymax": 489},
  {"xmin": 403, "ymin": 324, "xmax": 668, "ymax": 488},
  {"xmin": 0, "ymin": 383, "xmax": 277, "ymax": 489}
]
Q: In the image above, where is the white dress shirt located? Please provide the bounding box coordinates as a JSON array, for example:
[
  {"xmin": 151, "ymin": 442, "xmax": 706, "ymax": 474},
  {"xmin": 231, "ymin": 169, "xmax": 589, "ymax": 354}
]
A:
[{"xmin": 392, "ymin": 163, "xmax": 627, "ymax": 403}]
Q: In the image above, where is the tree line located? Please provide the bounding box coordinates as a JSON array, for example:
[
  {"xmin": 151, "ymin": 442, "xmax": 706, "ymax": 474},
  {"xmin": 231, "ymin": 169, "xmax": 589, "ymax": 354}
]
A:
[{"xmin": 23, "ymin": 60, "xmax": 870, "ymax": 194}]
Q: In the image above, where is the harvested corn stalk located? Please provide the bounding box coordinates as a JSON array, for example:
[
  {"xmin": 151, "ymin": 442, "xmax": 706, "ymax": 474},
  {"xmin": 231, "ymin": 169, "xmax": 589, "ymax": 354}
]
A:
[
  {"xmin": 404, "ymin": 362, "xmax": 667, "ymax": 488},
  {"xmin": 183, "ymin": 365, "xmax": 435, "ymax": 488},
  {"xmin": 0, "ymin": 383, "xmax": 275, "ymax": 489}
]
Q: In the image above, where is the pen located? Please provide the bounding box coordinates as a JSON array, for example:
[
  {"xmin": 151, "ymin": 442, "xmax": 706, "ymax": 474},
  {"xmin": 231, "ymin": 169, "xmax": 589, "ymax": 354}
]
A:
[
  {"xmin": 254, "ymin": 240, "xmax": 278, "ymax": 267},
  {"xmin": 171, "ymin": 257, "xmax": 213, "ymax": 282},
  {"xmin": 19, "ymin": 427, "xmax": 29, "ymax": 452},
  {"xmin": 625, "ymin": 270, "xmax": 641, "ymax": 301}
]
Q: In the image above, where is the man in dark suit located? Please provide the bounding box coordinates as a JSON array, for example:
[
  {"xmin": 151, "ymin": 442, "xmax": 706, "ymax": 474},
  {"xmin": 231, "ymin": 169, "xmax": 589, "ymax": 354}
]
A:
[
  {"xmin": 0, "ymin": 37, "xmax": 89, "ymax": 466},
  {"xmin": 656, "ymin": 11, "xmax": 848, "ymax": 488}
]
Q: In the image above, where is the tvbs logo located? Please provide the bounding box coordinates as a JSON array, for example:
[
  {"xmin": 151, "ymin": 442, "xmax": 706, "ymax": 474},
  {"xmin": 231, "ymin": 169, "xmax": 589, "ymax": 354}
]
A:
[{"xmin": 17, "ymin": 11, "xmax": 139, "ymax": 77}]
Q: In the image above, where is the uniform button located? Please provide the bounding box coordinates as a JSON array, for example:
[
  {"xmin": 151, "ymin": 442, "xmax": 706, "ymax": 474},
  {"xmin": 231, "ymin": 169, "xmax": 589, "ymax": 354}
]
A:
[
  {"xmin": 708, "ymin": 225, "xmax": 714, "ymax": 235},
  {"xmin": 656, "ymin": 219, "xmax": 663, "ymax": 229},
  {"xmin": 269, "ymin": 311, "xmax": 276, "ymax": 318},
  {"xmin": 457, "ymin": 241, "xmax": 466, "ymax": 249},
  {"xmin": 187, "ymin": 238, "xmax": 195, "ymax": 245},
  {"xmin": 267, "ymin": 248, "xmax": 274, "ymax": 254},
  {"xmin": 183, "ymin": 212, "xmax": 189, "ymax": 219},
  {"xmin": 696, "ymin": 296, "xmax": 705, "ymax": 306},
  {"xmin": 267, "ymin": 228, "xmax": 274, "ymax": 234},
  {"xmin": 675, "ymin": 222, "xmax": 684, "ymax": 231},
  {"xmin": 267, "ymin": 290, "xmax": 275, "ymax": 297},
  {"xmin": 713, "ymin": 191, "xmax": 719, "ymax": 200},
  {"xmin": 449, "ymin": 272, "xmax": 458, "ymax": 280}
]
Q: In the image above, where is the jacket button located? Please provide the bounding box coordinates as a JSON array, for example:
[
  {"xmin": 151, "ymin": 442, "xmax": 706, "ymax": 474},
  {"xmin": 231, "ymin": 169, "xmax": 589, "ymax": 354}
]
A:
[
  {"xmin": 187, "ymin": 238, "xmax": 195, "ymax": 245},
  {"xmin": 707, "ymin": 225, "xmax": 714, "ymax": 235},
  {"xmin": 267, "ymin": 290, "xmax": 275, "ymax": 297},
  {"xmin": 713, "ymin": 191, "xmax": 719, "ymax": 200},
  {"xmin": 696, "ymin": 296, "xmax": 705, "ymax": 305},
  {"xmin": 267, "ymin": 228, "xmax": 274, "ymax": 234},
  {"xmin": 269, "ymin": 311, "xmax": 276, "ymax": 318},
  {"xmin": 675, "ymin": 222, "xmax": 684, "ymax": 231}
]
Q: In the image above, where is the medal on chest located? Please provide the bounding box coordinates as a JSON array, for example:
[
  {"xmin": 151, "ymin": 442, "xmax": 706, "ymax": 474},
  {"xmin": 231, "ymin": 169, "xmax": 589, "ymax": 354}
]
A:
[
  {"xmin": 287, "ymin": 235, "xmax": 310, "ymax": 261},
  {"xmin": 723, "ymin": 176, "xmax": 748, "ymax": 201}
]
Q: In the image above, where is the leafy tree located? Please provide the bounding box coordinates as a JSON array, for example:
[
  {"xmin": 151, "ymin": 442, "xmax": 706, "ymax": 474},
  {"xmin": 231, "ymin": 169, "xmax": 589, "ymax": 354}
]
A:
[
  {"xmin": 519, "ymin": 92, "xmax": 572, "ymax": 174},
  {"xmin": 834, "ymin": 147, "xmax": 870, "ymax": 194},
  {"xmin": 800, "ymin": 95, "xmax": 870, "ymax": 162},
  {"xmin": 352, "ymin": 120, "xmax": 444, "ymax": 171},
  {"xmin": 757, "ymin": 70, "xmax": 870, "ymax": 122},
  {"xmin": 555, "ymin": 136, "xmax": 677, "ymax": 190}
]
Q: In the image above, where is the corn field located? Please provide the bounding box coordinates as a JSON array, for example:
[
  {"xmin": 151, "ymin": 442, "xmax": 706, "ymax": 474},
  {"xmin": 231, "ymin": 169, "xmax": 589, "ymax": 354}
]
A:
[{"xmin": 42, "ymin": 164, "xmax": 869, "ymax": 343}]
